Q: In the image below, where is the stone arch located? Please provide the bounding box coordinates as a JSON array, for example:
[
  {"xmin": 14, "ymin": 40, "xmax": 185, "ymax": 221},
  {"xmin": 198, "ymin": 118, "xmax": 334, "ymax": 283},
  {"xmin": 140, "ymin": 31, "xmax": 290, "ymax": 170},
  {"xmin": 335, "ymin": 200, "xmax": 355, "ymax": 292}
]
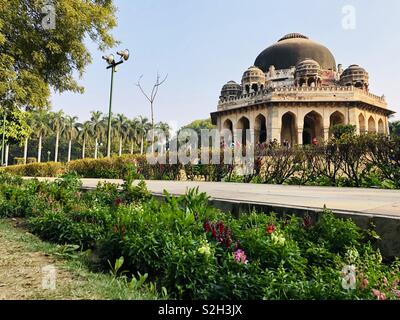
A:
[
  {"xmin": 303, "ymin": 111, "xmax": 323, "ymax": 145},
  {"xmin": 359, "ymin": 114, "xmax": 366, "ymax": 134},
  {"xmin": 223, "ymin": 119, "xmax": 233, "ymax": 133},
  {"xmin": 368, "ymin": 116, "xmax": 376, "ymax": 133},
  {"xmin": 307, "ymin": 78, "xmax": 316, "ymax": 87},
  {"xmin": 254, "ymin": 114, "xmax": 267, "ymax": 144},
  {"xmin": 222, "ymin": 119, "xmax": 234, "ymax": 147},
  {"xmin": 236, "ymin": 116, "xmax": 251, "ymax": 146},
  {"xmin": 329, "ymin": 111, "xmax": 345, "ymax": 136},
  {"xmin": 251, "ymin": 83, "xmax": 259, "ymax": 93},
  {"xmin": 245, "ymin": 85, "xmax": 250, "ymax": 94},
  {"xmin": 281, "ymin": 112, "xmax": 297, "ymax": 146},
  {"xmin": 378, "ymin": 118, "xmax": 385, "ymax": 134}
]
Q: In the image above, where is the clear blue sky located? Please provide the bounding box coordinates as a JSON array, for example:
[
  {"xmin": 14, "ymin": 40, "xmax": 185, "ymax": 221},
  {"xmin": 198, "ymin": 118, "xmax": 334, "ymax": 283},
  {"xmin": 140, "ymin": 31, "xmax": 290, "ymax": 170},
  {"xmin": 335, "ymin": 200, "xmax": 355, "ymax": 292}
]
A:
[{"xmin": 51, "ymin": 0, "xmax": 400, "ymax": 127}]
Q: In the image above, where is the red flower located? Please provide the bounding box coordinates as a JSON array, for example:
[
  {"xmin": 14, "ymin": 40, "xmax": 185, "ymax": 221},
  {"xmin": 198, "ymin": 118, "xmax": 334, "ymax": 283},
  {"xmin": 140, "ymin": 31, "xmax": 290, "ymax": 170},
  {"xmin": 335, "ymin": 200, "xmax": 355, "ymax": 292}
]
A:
[
  {"xmin": 212, "ymin": 228, "xmax": 217, "ymax": 238},
  {"xmin": 114, "ymin": 198, "xmax": 123, "ymax": 206},
  {"xmin": 266, "ymin": 224, "xmax": 276, "ymax": 234},
  {"xmin": 203, "ymin": 220, "xmax": 211, "ymax": 232},
  {"xmin": 217, "ymin": 221, "xmax": 225, "ymax": 234}
]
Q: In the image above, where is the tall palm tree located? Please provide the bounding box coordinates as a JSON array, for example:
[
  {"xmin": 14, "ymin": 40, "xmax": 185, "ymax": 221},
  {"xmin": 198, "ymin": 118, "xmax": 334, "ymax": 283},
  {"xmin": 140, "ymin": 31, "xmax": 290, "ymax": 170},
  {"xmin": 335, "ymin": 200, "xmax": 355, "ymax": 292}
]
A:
[
  {"xmin": 64, "ymin": 115, "xmax": 79, "ymax": 162},
  {"xmin": 127, "ymin": 118, "xmax": 139, "ymax": 154},
  {"xmin": 90, "ymin": 111, "xmax": 104, "ymax": 159},
  {"xmin": 113, "ymin": 114, "xmax": 128, "ymax": 157},
  {"xmin": 137, "ymin": 116, "xmax": 150, "ymax": 155},
  {"xmin": 78, "ymin": 121, "xmax": 93, "ymax": 159},
  {"xmin": 156, "ymin": 121, "xmax": 171, "ymax": 140},
  {"xmin": 33, "ymin": 110, "xmax": 50, "ymax": 163},
  {"xmin": 50, "ymin": 110, "xmax": 65, "ymax": 162}
]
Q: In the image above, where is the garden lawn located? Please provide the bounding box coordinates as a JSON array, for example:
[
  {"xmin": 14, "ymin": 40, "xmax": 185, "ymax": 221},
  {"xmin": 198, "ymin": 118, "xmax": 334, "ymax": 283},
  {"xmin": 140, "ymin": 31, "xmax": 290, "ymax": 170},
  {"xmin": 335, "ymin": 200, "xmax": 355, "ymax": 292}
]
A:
[{"xmin": 0, "ymin": 219, "xmax": 159, "ymax": 300}]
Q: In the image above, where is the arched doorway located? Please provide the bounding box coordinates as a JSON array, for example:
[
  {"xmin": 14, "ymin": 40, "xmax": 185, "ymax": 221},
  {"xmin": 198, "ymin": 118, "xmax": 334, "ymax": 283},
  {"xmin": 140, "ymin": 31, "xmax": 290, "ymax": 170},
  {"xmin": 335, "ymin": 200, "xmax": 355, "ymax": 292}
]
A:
[
  {"xmin": 223, "ymin": 119, "xmax": 233, "ymax": 133},
  {"xmin": 329, "ymin": 111, "xmax": 345, "ymax": 137},
  {"xmin": 359, "ymin": 114, "xmax": 366, "ymax": 134},
  {"xmin": 222, "ymin": 119, "xmax": 233, "ymax": 147},
  {"xmin": 368, "ymin": 116, "xmax": 376, "ymax": 133},
  {"xmin": 236, "ymin": 117, "xmax": 250, "ymax": 146},
  {"xmin": 281, "ymin": 112, "xmax": 297, "ymax": 146},
  {"xmin": 254, "ymin": 114, "xmax": 267, "ymax": 144},
  {"xmin": 378, "ymin": 119, "xmax": 385, "ymax": 134},
  {"xmin": 303, "ymin": 111, "xmax": 323, "ymax": 145}
]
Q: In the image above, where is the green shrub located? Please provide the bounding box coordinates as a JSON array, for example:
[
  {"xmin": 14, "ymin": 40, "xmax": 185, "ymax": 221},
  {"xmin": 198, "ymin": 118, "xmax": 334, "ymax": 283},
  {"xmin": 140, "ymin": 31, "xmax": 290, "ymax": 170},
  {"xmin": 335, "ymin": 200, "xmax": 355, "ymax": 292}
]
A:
[
  {"xmin": 28, "ymin": 207, "xmax": 112, "ymax": 248},
  {"xmin": 0, "ymin": 173, "xmax": 399, "ymax": 300},
  {"xmin": 14, "ymin": 157, "xmax": 37, "ymax": 165},
  {"xmin": 3, "ymin": 162, "xmax": 65, "ymax": 177}
]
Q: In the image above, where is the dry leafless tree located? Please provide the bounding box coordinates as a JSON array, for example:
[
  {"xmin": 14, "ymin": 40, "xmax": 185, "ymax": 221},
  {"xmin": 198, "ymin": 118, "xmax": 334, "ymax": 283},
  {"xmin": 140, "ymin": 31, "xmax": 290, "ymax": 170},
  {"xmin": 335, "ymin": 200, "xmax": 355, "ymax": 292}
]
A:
[{"xmin": 136, "ymin": 73, "xmax": 168, "ymax": 147}]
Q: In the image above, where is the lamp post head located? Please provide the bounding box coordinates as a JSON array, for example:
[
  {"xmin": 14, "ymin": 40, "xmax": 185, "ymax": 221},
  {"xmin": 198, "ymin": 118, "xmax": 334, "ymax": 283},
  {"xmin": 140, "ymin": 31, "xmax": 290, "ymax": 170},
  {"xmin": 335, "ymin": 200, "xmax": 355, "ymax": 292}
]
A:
[
  {"xmin": 102, "ymin": 54, "xmax": 115, "ymax": 65},
  {"xmin": 117, "ymin": 49, "xmax": 130, "ymax": 61}
]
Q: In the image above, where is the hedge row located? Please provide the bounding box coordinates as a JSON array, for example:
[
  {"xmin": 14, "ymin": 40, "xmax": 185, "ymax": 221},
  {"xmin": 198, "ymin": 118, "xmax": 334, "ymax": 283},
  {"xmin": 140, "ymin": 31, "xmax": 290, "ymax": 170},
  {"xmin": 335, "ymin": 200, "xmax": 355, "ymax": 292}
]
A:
[{"xmin": 2, "ymin": 134, "xmax": 400, "ymax": 189}]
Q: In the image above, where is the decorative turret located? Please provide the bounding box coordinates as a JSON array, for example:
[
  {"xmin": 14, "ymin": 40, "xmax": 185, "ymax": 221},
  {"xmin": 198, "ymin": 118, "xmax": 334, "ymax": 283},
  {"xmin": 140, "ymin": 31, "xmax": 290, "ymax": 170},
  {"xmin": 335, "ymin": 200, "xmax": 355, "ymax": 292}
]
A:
[
  {"xmin": 220, "ymin": 81, "xmax": 242, "ymax": 100},
  {"xmin": 241, "ymin": 66, "xmax": 266, "ymax": 94},
  {"xmin": 295, "ymin": 59, "xmax": 322, "ymax": 87},
  {"xmin": 340, "ymin": 64, "xmax": 369, "ymax": 90}
]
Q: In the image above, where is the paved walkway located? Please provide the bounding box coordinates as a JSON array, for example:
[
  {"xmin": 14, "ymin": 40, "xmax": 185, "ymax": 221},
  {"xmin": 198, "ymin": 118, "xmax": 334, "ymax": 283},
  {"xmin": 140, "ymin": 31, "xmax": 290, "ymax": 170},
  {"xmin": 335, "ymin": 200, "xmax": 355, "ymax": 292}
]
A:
[{"xmin": 34, "ymin": 178, "xmax": 400, "ymax": 218}]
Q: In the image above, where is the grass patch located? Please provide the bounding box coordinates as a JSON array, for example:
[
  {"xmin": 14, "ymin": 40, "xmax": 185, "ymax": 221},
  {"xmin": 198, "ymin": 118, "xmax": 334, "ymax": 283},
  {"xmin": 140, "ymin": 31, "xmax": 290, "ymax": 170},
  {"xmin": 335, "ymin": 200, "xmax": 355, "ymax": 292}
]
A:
[{"xmin": 0, "ymin": 219, "xmax": 161, "ymax": 300}]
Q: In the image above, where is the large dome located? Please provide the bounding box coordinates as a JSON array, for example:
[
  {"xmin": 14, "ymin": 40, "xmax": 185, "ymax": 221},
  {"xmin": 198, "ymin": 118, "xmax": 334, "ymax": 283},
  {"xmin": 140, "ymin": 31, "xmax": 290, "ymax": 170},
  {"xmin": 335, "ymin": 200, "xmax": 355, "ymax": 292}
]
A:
[{"xmin": 254, "ymin": 33, "xmax": 337, "ymax": 72}]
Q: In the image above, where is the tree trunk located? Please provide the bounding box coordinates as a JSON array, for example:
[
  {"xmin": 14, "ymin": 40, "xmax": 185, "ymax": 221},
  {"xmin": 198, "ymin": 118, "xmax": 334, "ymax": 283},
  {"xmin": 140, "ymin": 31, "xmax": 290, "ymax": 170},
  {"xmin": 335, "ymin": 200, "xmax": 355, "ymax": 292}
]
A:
[
  {"xmin": 23, "ymin": 137, "xmax": 29, "ymax": 164},
  {"xmin": 68, "ymin": 139, "xmax": 72, "ymax": 163},
  {"xmin": 54, "ymin": 130, "xmax": 59, "ymax": 162},
  {"xmin": 151, "ymin": 102, "xmax": 155, "ymax": 152},
  {"xmin": 38, "ymin": 135, "xmax": 42, "ymax": 163},
  {"xmin": 119, "ymin": 137, "xmax": 123, "ymax": 157},
  {"xmin": 141, "ymin": 135, "xmax": 144, "ymax": 155},
  {"xmin": 5, "ymin": 144, "xmax": 9, "ymax": 167},
  {"xmin": 94, "ymin": 138, "xmax": 98, "ymax": 159},
  {"xmin": 82, "ymin": 136, "xmax": 86, "ymax": 159},
  {"xmin": 130, "ymin": 140, "xmax": 134, "ymax": 155}
]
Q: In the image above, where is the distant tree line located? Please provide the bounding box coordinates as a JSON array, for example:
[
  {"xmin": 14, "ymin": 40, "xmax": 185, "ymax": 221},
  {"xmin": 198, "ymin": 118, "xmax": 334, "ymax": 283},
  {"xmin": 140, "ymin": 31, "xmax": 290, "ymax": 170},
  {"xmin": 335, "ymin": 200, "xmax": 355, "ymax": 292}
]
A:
[{"xmin": 6, "ymin": 110, "xmax": 171, "ymax": 165}]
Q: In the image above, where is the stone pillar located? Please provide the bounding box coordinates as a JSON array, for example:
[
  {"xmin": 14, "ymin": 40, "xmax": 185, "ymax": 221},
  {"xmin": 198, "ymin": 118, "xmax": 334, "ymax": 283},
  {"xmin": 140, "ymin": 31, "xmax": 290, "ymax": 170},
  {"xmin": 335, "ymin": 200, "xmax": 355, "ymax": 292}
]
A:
[
  {"xmin": 386, "ymin": 117, "xmax": 390, "ymax": 135},
  {"xmin": 323, "ymin": 128, "xmax": 330, "ymax": 142},
  {"xmin": 297, "ymin": 128, "xmax": 303, "ymax": 145},
  {"xmin": 267, "ymin": 107, "xmax": 280, "ymax": 142},
  {"xmin": 270, "ymin": 107, "xmax": 281, "ymax": 142},
  {"xmin": 323, "ymin": 112, "xmax": 331, "ymax": 143}
]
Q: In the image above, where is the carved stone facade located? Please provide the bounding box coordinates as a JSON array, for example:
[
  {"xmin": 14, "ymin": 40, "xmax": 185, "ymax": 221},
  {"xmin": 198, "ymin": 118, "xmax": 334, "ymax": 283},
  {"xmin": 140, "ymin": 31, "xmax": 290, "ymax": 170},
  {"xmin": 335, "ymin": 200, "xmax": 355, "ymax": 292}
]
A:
[{"xmin": 211, "ymin": 33, "xmax": 395, "ymax": 145}]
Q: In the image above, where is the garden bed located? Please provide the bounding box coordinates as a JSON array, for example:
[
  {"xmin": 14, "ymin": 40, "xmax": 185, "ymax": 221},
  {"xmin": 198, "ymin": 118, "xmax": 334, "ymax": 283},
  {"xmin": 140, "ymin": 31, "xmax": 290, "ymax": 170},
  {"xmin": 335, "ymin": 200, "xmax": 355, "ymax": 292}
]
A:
[{"xmin": 0, "ymin": 172, "xmax": 399, "ymax": 300}]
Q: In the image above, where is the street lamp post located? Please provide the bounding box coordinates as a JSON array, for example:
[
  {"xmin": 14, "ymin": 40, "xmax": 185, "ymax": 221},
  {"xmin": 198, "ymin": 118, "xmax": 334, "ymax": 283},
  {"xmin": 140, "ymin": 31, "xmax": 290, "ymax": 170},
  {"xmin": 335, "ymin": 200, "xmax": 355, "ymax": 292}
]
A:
[
  {"xmin": 102, "ymin": 49, "xmax": 130, "ymax": 158},
  {"xmin": 1, "ymin": 111, "xmax": 6, "ymax": 166}
]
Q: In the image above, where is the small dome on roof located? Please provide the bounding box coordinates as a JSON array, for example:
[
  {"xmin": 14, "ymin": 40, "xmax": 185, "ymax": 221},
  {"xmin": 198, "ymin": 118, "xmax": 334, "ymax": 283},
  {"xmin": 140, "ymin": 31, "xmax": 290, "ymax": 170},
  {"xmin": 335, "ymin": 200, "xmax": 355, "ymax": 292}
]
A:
[
  {"xmin": 340, "ymin": 64, "xmax": 369, "ymax": 89},
  {"xmin": 220, "ymin": 81, "xmax": 242, "ymax": 99}
]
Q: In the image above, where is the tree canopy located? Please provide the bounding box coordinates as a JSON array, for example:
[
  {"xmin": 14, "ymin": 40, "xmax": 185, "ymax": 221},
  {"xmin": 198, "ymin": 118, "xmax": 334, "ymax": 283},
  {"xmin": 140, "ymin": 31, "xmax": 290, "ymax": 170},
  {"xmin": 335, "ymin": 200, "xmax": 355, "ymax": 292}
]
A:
[{"xmin": 0, "ymin": 0, "xmax": 118, "ymax": 109}]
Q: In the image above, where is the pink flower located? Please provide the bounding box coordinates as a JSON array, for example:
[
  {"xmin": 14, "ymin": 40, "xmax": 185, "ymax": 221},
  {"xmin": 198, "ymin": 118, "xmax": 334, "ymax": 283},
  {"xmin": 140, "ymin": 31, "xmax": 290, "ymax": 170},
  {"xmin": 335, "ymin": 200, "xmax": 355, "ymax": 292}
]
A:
[
  {"xmin": 234, "ymin": 249, "xmax": 248, "ymax": 265},
  {"xmin": 360, "ymin": 278, "xmax": 369, "ymax": 290},
  {"xmin": 372, "ymin": 289, "xmax": 387, "ymax": 300}
]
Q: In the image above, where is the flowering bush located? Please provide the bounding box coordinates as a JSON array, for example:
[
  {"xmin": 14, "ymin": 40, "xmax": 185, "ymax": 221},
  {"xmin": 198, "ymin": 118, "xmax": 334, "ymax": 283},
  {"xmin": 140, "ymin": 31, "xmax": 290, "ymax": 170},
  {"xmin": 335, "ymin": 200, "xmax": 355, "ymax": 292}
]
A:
[{"xmin": 0, "ymin": 172, "xmax": 399, "ymax": 300}]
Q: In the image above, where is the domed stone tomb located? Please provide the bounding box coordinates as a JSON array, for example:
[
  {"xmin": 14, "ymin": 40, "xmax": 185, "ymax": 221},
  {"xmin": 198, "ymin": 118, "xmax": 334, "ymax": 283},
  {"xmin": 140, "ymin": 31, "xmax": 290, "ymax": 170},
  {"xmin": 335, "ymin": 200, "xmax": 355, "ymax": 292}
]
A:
[{"xmin": 211, "ymin": 33, "xmax": 395, "ymax": 146}]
